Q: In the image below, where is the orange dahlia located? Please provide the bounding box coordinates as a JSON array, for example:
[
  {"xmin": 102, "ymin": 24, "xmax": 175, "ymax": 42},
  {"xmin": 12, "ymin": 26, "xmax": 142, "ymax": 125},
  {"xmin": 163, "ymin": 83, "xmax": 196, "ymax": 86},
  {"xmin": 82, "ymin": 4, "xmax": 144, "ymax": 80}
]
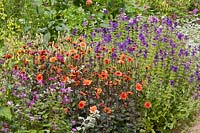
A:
[{"xmin": 78, "ymin": 101, "xmax": 85, "ymax": 109}]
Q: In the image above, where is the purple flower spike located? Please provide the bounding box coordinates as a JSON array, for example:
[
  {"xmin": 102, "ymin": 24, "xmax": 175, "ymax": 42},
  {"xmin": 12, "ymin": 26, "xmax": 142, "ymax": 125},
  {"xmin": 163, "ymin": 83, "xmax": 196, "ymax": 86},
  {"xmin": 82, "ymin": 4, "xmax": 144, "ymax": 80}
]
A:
[
  {"xmin": 72, "ymin": 28, "xmax": 78, "ymax": 36},
  {"xmin": 90, "ymin": 14, "xmax": 95, "ymax": 20},
  {"xmin": 190, "ymin": 75, "xmax": 194, "ymax": 83},
  {"xmin": 129, "ymin": 18, "xmax": 137, "ymax": 26},
  {"xmin": 90, "ymin": 32, "xmax": 96, "ymax": 38},
  {"xmin": 82, "ymin": 19, "xmax": 88, "ymax": 26},
  {"xmin": 177, "ymin": 33, "xmax": 184, "ymax": 40},
  {"xmin": 169, "ymin": 40, "xmax": 176, "ymax": 48},
  {"xmin": 139, "ymin": 33, "xmax": 145, "ymax": 43},
  {"xmin": 103, "ymin": 9, "xmax": 108, "ymax": 15},
  {"xmin": 171, "ymin": 65, "xmax": 178, "ymax": 72},
  {"xmin": 111, "ymin": 52, "xmax": 117, "ymax": 59},
  {"xmin": 103, "ymin": 34, "xmax": 112, "ymax": 43},
  {"xmin": 170, "ymin": 80, "xmax": 175, "ymax": 86},
  {"xmin": 198, "ymin": 76, "xmax": 200, "ymax": 82}
]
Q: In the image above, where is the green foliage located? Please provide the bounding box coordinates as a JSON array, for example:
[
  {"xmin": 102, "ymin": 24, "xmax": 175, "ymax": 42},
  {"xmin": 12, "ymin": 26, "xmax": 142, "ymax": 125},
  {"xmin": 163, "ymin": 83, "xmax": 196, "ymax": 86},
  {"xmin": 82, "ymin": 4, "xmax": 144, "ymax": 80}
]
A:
[
  {"xmin": 134, "ymin": 0, "xmax": 199, "ymax": 16},
  {"xmin": 0, "ymin": 106, "xmax": 12, "ymax": 120},
  {"xmin": 0, "ymin": 0, "xmax": 199, "ymax": 48}
]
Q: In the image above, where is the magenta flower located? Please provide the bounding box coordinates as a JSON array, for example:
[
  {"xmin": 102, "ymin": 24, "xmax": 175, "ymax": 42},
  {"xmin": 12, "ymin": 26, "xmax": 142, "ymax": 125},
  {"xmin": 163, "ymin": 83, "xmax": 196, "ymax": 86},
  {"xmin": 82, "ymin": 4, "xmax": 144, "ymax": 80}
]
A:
[{"xmin": 192, "ymin": 8, "xmax": 199, "ymax": 14}]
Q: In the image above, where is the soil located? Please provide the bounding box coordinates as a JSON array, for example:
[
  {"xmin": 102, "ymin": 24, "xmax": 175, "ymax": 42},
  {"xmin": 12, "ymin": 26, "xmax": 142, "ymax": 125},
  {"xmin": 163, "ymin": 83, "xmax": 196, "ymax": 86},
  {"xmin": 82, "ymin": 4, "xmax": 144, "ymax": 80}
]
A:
[
  {"xmin": 188, "ymin": 114, "xmax": 200, "ymax": 133},
  {"xmin": 188, "ymin": 122, "xmax": 200, "ymax": 133}
]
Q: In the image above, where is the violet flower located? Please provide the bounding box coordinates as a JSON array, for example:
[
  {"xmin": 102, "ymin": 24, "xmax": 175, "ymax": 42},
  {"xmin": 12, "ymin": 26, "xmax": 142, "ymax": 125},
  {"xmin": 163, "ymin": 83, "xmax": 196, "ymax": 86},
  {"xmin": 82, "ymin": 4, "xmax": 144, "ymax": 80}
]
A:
[
  {"xmin": 169, "ymin": 40, "xmax": 176, "ymax": 48},
  {"xmin": 82, "ymin": 19, "xmax": 88, "ymax": 26},
  {"xmin": 90, "ymin": 32, "xmax": 96, "ymax": 38},
  {"xmin": 103, "ymin": 9, "xmax": 108, "ymax": 15},
  {"xmin": 129, "ymin": 18, "xmax": 137, "ymax": 26},
  {"xmin": 62, "ymin": 95, "xmax": 70, "ymax": 104},
  {"xmin": 103, "ymin": 33, "xmax": 112, "ymax": 43},
  {"xmin": 109, "ymin": 21, "xmax": 118, "ymax": 30},
  {"xmin": 90, "ymin": 14, "xmax": 95, "ymax": 20},
  {"xmin": 72, "ymin": 28, "xmax": 78, "ymax": 36},
  {"xmin": 177, "ymin": 33, "xmax": 184, "ymax": 40},
  {"xmin": 111, "ymin": 52, "xmax": 117, "ymax": 59},
  {"xmin": 170, "ymin": 80, "xmax": 175, "ymax": 86},
  {"xmin": 171, "ymin": 65, "xmax": 178, "ymax": 72}
]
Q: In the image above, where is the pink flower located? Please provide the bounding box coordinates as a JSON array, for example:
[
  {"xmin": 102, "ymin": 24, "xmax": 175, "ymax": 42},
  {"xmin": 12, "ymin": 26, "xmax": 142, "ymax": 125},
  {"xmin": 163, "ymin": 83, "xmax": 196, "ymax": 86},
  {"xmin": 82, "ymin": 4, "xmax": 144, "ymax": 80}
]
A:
[
  {"xmin": 192, "ymin": 8, "xmax": 199, "ymax": 14},
  {"xmin": 86, "ymin": 0, "xmax": 92, "ymax": 6},
  {"xmin": 148, "ymin": 16, "xmax": 153, "ymax": 22}
]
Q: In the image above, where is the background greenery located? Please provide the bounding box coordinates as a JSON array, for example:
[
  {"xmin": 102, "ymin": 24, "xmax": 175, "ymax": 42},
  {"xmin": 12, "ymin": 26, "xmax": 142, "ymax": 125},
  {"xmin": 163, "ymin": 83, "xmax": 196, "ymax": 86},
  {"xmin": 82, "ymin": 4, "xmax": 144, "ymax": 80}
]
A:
[{"xmin": 0, "ymin": 0, "xmax": 199, "ymax": 48}]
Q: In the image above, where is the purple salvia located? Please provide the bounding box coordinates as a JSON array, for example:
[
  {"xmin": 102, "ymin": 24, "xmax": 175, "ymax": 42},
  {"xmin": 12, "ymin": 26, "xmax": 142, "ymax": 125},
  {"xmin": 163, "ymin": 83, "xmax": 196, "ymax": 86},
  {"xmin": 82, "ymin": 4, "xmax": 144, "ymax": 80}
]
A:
[
  {"xmin": 170, "ymin": 80, "xmax": 175, "ymax": 86},
  {"xmin": 129, "ymin": 18, "xmax": 137, "ymax": 26},
  {"xmin": 111, "ymin": 52, "xmax": 117, "ymax": 59},
  {"xmin": 177, "ymin": 33, "xmax": 184, "ymax": 40},
  {"xmin": 170, "ymin": 65, "xmax": 178, "ymax": 72},
  {"xmin": 109, "ymin": 21, "xmax": 118, "ymax": 30},
  {"xmin": 103, "ymin": 9, "xmax": 109, "ymax": 15},
  {"xmin": 103, "ymin": 33, "xmax": 112, "ymax": 43},
  {"xmin": 169, "ymin": 40, "xmax": 176, "ymax": 48},
  {"xmin": 72, "ymin": 28, "xmax": 78, "ymax": 36}
]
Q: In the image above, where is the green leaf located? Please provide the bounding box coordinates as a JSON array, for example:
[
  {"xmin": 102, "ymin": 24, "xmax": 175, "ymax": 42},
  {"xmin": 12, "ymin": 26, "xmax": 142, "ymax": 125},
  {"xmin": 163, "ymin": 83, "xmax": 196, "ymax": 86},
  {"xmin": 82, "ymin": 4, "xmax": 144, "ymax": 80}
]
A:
[
  {"xmin": 43, "ymin": 32, "xmax": 51, "ymax": 44},
  {"xmin": 97, "ymin": 12, "xmax": 104, "ymax": 19},
  {"xmin": 29, "ymin": 130, "xmax": 37, "ymax": 133},
  {"xmin": 32, "ymin": 0, "xmax": 43, "ymax": 6},
  {"xmin": 55, "ymin": 26, "xmax": 63, "ymax": 31},
  {"xmin": 0, "ymin": 106, "xmax": 12, "ymax": 120},
  {"xmin": 100, "ymin": 23, "xmax": 109, "ymax": 28},
  {"xmin": 151, "ymin": 129, "xmax": 156, "ymax": 133},
  {"xmin": 17, "ymin": 130, "xmax": 37, "ymax": 133}
]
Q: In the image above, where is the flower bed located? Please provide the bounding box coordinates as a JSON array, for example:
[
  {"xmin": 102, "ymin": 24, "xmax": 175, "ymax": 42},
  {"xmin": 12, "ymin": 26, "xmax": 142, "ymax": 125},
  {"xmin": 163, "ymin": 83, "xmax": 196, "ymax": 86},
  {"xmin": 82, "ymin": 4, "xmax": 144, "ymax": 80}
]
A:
[{"xmin": 0, "ymin": 12, "xmax": 200, "ymax": 133}]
